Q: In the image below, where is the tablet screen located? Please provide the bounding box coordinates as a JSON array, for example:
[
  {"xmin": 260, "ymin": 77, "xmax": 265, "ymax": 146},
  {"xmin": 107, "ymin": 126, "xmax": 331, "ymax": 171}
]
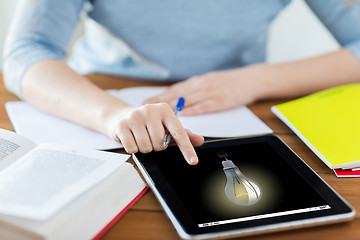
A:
[{"xmin": 134, "ymin": 136, "xmax": 353, "ymax": 237}]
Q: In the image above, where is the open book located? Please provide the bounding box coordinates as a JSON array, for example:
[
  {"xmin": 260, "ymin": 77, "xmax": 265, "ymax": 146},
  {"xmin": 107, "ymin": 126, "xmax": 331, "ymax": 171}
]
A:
[
  {"xmin": 5, "ymin": 86, "xmax": 273, "ymax": 150},
  {"xmin": 271, "ymin": 83, "xmax": 360, "ymax": 172},
  {"xmin": 0, "ymin": 128, "xmax": 147, "ymax": 240}
]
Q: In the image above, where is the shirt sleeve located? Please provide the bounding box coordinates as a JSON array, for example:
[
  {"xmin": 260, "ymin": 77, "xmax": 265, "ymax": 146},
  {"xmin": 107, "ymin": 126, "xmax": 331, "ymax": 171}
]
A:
[
  {"xmin": 2, "ymin": 0, "xmax": 85, "ymax": 98},
  {"xmin": 305, "ymin": 0, "xmax": 360, "ymax": 60}
]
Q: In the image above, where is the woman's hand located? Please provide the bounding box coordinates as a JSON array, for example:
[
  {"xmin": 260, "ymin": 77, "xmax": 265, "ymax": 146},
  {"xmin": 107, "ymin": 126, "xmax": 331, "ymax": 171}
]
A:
[
  {"xmin": 144, "ymin": 64, "xmax": 270, "ymax": 115},
  {"xmin": 110, "ymin": 103, "xmax": 204, "ymax": 165}
]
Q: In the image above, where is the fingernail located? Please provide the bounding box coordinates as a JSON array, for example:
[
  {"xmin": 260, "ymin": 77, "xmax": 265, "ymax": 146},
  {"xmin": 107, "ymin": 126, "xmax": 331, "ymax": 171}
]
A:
[{"xmin": 188, "ymin": 156, "xmax": 198, "ymax": 165}]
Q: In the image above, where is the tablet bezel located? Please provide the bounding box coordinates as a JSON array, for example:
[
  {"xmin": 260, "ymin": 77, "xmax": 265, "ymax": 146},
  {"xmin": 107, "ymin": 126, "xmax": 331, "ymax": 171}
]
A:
[{"xmin": 133, "ymin": 135, "xmax": 355, "ymax": 239}]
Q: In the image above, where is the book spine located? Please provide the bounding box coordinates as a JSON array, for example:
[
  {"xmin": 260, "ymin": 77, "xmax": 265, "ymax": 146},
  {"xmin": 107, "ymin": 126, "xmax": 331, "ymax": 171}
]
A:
[{"xmin": 92, "ymin": 186, "xmax": 149, "ymax": 240}]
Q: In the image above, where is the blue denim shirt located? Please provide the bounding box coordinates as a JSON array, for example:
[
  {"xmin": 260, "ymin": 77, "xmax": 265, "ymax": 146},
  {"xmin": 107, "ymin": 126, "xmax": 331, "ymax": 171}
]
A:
[{"xmin": 3, "ymin": 0, "xmax": 360, "ymax": 98}]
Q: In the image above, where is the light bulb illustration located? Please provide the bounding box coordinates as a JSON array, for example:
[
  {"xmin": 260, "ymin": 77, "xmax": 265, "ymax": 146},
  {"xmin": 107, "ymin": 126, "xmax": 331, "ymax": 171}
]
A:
[{"xmin": 218, "ymin": 151, "xmax": 262, "ymax": 206}]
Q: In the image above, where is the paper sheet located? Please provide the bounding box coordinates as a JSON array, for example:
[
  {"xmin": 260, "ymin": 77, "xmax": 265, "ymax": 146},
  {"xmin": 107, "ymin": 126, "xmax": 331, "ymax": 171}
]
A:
[
  {"xmin": 5, "ymin": 87, "xmax": 272, "ymax": 149},
  {"xmin": 108, "ymin": 87, "xmax": 273, "ymax": 138},
  {"xmin": 5, "ymin": 102, "xmax": 123, "ymax": 150}
]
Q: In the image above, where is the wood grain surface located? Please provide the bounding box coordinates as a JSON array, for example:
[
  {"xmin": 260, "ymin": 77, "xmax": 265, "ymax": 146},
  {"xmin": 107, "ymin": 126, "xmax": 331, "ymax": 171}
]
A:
[{"xmin": 1, "ymin": 73, "xmax": 359, "ymax": 240}]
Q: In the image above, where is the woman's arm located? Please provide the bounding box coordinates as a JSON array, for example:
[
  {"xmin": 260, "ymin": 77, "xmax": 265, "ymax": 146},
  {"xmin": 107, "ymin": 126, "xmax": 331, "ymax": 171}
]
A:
[
  {"xmin": 258, "ymin": 49, "xmax": 360, "ymax": 99},
  {"xmin": 145, "ymin": 49, "xmax": 360, "ymax": 115},
  {"xmin": 3, "ymin": 0, "xmax": 203, "ymax": 164},
  {"xmin": 21, "ymin": 59, "xmax": 203, "ymax": 164}
]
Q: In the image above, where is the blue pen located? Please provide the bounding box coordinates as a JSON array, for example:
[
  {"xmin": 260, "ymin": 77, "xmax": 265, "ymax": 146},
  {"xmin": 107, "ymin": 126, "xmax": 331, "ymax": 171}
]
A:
[{"xmin": 163, "ymin": 97, "xmax": 185, "ymax": 147}]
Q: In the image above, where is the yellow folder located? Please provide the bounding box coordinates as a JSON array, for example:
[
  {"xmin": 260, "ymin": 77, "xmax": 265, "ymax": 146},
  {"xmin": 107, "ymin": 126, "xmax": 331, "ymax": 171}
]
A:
[{"xmin": 271, "ymin": 84, "xmax": 360, "ymax": 169}]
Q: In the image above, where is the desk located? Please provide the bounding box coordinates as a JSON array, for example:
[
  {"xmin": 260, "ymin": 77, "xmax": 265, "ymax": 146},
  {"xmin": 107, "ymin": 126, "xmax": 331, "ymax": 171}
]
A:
[{"xmin": 1, "ymin": 73, "xmax": 359, "ymax": 240}]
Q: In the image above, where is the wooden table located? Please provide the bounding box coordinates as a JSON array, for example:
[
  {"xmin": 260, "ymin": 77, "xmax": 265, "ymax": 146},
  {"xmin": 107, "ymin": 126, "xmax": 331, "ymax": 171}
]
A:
[{"xmin": 1, "ymin": 73, "xmax": 359, "ymax": 240}]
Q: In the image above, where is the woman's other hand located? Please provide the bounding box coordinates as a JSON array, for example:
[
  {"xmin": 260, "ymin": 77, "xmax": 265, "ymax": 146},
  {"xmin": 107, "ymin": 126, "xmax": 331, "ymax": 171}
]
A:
[{"xmin": 144, "ymin": 64, "xmax": 270, "ymax": 115}]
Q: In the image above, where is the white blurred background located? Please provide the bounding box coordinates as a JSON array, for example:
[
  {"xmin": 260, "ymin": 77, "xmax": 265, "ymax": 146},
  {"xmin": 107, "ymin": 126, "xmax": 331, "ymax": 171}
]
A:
[
  {"xmin": 0, "ymin": 0, "xmax": 339, "ymax": 70},
  {"xmin": 1, "ymin": 0, "xmax": 18, "ymax": 69}
]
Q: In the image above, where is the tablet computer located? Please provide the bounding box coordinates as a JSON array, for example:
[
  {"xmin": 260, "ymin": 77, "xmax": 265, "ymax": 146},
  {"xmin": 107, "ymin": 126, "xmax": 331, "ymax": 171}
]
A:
[{"xmin": 133, "ymin": 135, "xmax": 355, "ymax": 239}]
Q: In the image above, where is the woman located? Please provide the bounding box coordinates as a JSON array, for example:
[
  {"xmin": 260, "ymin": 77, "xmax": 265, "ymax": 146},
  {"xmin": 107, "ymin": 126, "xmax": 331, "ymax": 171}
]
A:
[{"xmin": 3, "ymin": 0, "xmax": 360, "ymax": 165}]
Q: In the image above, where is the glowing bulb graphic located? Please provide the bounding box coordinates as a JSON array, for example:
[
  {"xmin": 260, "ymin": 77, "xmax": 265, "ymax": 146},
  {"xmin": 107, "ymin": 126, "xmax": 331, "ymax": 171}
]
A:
[{"xmin": 222, "ymin": 159, "xmax": 262, "ymax": 206}]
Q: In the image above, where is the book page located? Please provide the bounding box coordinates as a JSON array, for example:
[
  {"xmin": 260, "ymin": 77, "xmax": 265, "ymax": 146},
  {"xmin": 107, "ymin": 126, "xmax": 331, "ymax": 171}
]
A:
[
  {"xmin": 108, "ymin": 87, "xmax": 273, "ymax": 137},
  {"xmin": 0, "ymin": 144, "xmax": 130, "ymax": 220},
  {"xmin": 0, "ymin": 129, "xmax": 37, "ymax": 171}
]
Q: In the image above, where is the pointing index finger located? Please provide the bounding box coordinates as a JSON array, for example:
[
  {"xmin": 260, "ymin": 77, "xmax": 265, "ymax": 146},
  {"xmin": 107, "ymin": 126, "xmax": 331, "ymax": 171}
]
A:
[{"xmin": 163, "ymin": 114, "xmax": 199, "ymax": 165}]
